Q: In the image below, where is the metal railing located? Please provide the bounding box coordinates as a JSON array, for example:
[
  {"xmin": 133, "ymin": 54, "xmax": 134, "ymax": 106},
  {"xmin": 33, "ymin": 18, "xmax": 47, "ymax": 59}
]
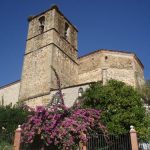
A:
[
  {"xmin": 87, "ymin": 133, "xmax": 131, "ymax": 150},
  {"xmin": 139, "ymin": 143, "xmax": 150, "ymax": 150}
]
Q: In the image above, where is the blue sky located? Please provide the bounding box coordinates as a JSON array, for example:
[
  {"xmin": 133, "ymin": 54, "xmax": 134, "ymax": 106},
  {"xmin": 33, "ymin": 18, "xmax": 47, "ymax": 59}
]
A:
[{"xmin": 0, "ymin": 0, "xmax": 150, "ymax": 86}]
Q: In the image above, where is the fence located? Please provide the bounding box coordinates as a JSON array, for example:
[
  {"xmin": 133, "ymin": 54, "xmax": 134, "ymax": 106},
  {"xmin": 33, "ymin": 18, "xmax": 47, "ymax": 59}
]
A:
[
  {"xmin": 139, "ymin": 142, "xmax": 150, "ymax": 150},
  {"xmin": 87, "ymin": 133, "xmax": 131, "ymax": 150},
  {"xmin": 12, "ymin": 125, "xmax": 144, "ymax": 150}
]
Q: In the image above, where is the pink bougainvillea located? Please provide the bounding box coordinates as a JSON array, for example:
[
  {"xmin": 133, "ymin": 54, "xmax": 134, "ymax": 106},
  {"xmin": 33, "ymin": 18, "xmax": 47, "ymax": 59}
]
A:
[{"xmin": 21, "ymin": 104, "xmax": 107, "ymax": 149}]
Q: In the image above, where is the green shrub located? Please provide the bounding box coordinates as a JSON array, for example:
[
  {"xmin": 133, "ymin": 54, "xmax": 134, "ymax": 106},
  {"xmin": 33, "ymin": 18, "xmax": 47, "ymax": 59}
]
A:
[
  {"xmin": 81, "ymin": 80, "xmax": 150, "ymax": 141},
  {"xmin": 0, "ymin": 104, "xmax": 30, "ymax": 134}
]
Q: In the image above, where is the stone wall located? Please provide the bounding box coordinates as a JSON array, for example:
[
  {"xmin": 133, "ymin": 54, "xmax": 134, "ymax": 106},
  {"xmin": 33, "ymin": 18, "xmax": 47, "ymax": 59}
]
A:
[
  {"xmin": 22, "ymin": 83, "xmax": 89, "ymax": 108},
  {"xmin": 19, "ymin": 45, "xmax": 53, "ymax": 101},
  {"xmin": 0, "ymin": 81, "xmax": 20, "ymax": 106},
  {"xmin": 0, "ymin": 6, "xmax": 145, "ymax": 107},
  {"xmin": 19, "ymin": 6, "xmax": 78, "ymax": 102},
  {"xmin": 78, "ymin": 50, "xmax": 144, "ymax": 87},
  {"xmin": 53, "ymin": 30, "xmax": 78, "ymax": 62},
  {"xmin": 51, "ymin": 45, "xmax": 78, "ymax": 88},
  {"xmin": 24, "ymin": 94, "xmax": 50, "ymax": 107},
  {"xmin": 27, "ymin": 9, "xmax": 55, "ymax": 40},
  {"xmin": 106, "ymin": 68, "xmax": 135, "ymax": 86},
  {"xmin": 0, "ymin": 81, "xmax": 89, "ymax": 108},
  {"xmin": 26, "ymin": 30, "xmax": 54, "ymax": 54},
  {"xmin": 134, "ymin": 56, "xmax": 144, "ymax": 87},
  {"xmin": 53, "ymin": 8, "xmax": 78, "ymax": 49},
  {"xmin": 78, "ymin": 51, "xmax": 103, "ymax": 83},
  {"xmin": 100, "ymin": 51, "xmax": 137, "ymax": 86}
]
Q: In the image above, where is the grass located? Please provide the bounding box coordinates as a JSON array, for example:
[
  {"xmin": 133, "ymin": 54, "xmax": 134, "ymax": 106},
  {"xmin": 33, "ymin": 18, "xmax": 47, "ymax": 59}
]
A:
[{"xmin": 0, "ymin": 141, "xmax": 13, "ymax": 150}]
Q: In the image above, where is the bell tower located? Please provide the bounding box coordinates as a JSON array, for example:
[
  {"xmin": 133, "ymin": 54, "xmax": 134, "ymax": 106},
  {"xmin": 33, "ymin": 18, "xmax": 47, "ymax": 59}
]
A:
[{"xmin": 19, "ymin": 5, "xmax": 78, "ymax": 105}]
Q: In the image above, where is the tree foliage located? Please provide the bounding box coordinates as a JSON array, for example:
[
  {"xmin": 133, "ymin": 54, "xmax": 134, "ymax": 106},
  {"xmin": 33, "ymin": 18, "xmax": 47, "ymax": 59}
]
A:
[
  {"xmin": 0, "ymin": 105, "xmax": 30, "ymax": 134},
  {"xmin": 81, "ymin": 80, "xmax": 150, "ymax": 141}
]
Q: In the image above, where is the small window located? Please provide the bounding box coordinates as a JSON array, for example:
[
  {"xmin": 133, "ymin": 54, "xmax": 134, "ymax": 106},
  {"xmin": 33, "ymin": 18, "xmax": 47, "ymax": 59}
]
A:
[
  {"xmin": 78, "ymin": 87, "xmax": 83, "ymax": 97},
  {"xmin": 51, "ymin": 92, "xmax": 63, "ymax": 105},
  {"xmin": 105, "ymin": 56, "xmax": 108, "ymax": 60},
  {"xmin": 64, "ymin": 23, "xmax": 69, "ymax": 39},
  {"xmin": 39, "ymin": 16, "xmax": 45, "ymax": 33}
]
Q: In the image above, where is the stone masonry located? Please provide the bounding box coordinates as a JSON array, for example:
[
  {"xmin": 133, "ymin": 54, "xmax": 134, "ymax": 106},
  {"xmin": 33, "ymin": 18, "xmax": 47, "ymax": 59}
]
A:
[
  {"xmin": 79, "ymin": 50, "xmax": 144, "ymax": 87},
  {"xmin": 0, "ymin": 5, "xmax": 144, "ymax": 107},
  {"xmin": 19, "ymin": 5, "xmax": 78, "ymax": 103}
]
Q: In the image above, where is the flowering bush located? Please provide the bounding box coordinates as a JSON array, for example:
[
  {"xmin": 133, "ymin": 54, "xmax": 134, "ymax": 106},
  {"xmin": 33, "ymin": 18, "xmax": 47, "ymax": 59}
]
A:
[{"xmin": 21, "ymin": 104, "xmax": 107, "ymax": 149}]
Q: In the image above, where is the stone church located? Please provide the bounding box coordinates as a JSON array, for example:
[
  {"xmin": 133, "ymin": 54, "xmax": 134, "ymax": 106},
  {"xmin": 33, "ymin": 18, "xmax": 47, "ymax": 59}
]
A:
[{"xmin": 0, "ymin": 5, "xmax": 144, "ymax": 107}]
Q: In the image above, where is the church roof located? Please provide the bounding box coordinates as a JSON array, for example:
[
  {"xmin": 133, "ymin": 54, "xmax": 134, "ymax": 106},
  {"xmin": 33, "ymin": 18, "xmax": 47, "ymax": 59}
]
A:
[{"xmin": 79, "ymin": 49, "xmax": 144, "ymax": 69}]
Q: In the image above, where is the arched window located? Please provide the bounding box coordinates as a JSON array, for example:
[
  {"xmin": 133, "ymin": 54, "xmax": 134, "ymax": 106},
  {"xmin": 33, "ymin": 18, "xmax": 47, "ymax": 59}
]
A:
[
  {"xmin": 39, "ymin": 16, "xmax": 45, "ymax": 33},
  {"xmin": 64, "ymin": 23, "xmax": 69, "ymax": 39},
  {"xmin": 78, "ymin": 87, "xmax": 83, "ymax": 97}
]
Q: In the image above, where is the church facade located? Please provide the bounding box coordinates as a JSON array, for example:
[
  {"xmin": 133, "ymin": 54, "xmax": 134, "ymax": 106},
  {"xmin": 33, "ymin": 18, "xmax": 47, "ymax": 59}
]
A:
[{"xmin": 0, "ymin": 5, "xmax": 144, "ymax": 107}]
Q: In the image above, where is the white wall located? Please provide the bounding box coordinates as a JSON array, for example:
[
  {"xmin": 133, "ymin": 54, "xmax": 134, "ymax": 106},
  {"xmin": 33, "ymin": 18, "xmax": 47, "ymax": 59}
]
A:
[
  {"xmin": 0, "ymin": 81, "xmax": 20, "ymax": 106},
  {"xmin": 50, "ymin": 84, "xmax": 90, "ymax": 107}
]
